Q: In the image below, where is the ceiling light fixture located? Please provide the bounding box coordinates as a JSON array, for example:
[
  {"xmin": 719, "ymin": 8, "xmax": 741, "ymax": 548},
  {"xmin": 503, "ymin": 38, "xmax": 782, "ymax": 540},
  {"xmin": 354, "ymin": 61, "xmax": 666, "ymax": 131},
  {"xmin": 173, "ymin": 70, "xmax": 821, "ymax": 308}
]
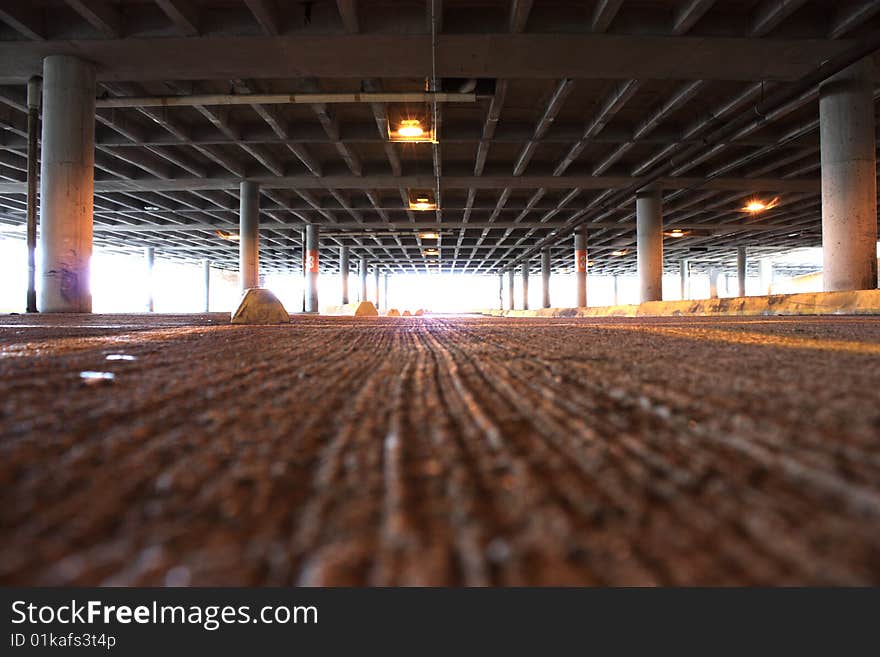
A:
[
  {"xmin": 611, "ymin": 249, "xmax": 628, "ymax": 256},
  {"xmin": 408, "ymin": 190, "xmax": 437, "ymax": 211},
  {"xmin": 215, "ymin": 229, "xmax": 240, "ymax": 241},
  {"xmin": 742, "ymin": 197, "xmax": 779, "ymax": 214},
  {"xmin": 664, "ymin": 228, "xmax": 690, "ymax": 238},
  {"xmin": 419, "ymin": 231, "xmax": 439, "ymax": 239}
]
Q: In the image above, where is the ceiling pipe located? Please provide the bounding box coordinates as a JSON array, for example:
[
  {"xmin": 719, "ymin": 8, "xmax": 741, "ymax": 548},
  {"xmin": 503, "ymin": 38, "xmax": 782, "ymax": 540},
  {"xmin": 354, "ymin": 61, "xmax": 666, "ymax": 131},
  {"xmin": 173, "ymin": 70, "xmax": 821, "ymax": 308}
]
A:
[
  {"xmin": 504, "ymin": 29, "xmax": 880, "ymax": 273},
  {"xmin": 96, "ymin": 92, "xmax": 476, "ymax": 108}
]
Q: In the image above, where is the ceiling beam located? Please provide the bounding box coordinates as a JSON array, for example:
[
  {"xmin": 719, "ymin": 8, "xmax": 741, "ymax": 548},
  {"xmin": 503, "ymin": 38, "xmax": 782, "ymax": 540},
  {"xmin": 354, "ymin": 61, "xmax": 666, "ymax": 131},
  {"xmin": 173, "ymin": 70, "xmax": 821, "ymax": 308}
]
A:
[
  {"xmin": 336, "ymin": 0, "xmax": 359, "ymax": 33},
  {"xmin": 154, "ymin": 0, "xmax": 200, "ymax": 37},
  {"xmin": 244, "ymin": 0, "xmax": 280, "ymax": 36},
  {"xmin": 65, "ymin": 1, "xmax": 123, "ymax": 39},
  {"xmin": 0, "ymin": 4, "xmax": 46, "ymax": 40},
  {"xmin": 0, "ymin": 34, "xmax": 857, "ymax": 84},
  {"xmin": 0, "ymin": 175, "xmax": 818, "ymax": 196},
  {"xmin": 509, "ymin": 0, "xmax": 534, "ymax": 33},
  {"xmin": 750, "ymin": 0, "xmax": 809, "ymax": 37},
  {"xmin": 592, "ymin": 0, "xmax": 624, "ymax": 33},
  {"xmin": 672, "ymin": 0, "xmax": 717, "ymax": 36}
]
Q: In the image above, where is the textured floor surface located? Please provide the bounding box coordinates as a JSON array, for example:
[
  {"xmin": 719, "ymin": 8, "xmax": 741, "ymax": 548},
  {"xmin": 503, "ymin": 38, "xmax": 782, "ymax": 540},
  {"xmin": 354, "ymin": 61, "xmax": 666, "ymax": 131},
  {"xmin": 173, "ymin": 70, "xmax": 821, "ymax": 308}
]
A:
[{"xmin": 1, "ymin": 313, "xmax": 879, "ymax": 586}]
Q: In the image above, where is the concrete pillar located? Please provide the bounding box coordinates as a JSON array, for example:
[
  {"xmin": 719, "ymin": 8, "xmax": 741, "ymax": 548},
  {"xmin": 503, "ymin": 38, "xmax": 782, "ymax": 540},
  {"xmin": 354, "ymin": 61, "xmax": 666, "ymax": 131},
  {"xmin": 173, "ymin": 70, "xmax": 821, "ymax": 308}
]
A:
[
  {"xmin": 498, "ymin": 273, "xmax": 504, "ymax": 310},
  {"xmin": 636, "ymin": 188, "xmax": 663, "ymax": 302},
  {"xmin": 38, "ymin": 56, "xmax": 95, "ymax": 312},
  {"xmin": 759, "ymin": 258, "xmax": 773, "ymax": 295},
  {"xmin": 736, "ymin": 247, "xmax": 747, "ymax": 297},
  {"xmin": 820, "ymin": 58, "xmax": 878, "ymax": 291},
  {"xmin": 679, "ymin": 258, "xmax": 689, "ymax": 300},
  {"xmin": 373, "ymin": 268, "xmax": 380, "ymax": 307},
  {"xmin": 340, "ymin": 245, "xmax": 350, "ymax": 304},
  {"xmin": 541, "ymin": 248, "xmax": 551, "ymax": 308},
  {"xmin": 574, "ymin": 230, "xmax": 587, "ymax": 307},
  {"xmin": 613, "ymin": 275, "xmax": 619, "ymax": 305},
  {"xmin": 521, "ymin": 263, "xmax": 529, "ymax": 310},
  {"xmin": 708, "ymin": 268, "xmax": 720, "ymax": 299},
  {"xmin": 383, "ymin": 273, "xmax": 389, "ymax": 309},
  {"xmin": 360, "ymin": 256, "xmax": 368, "ymax": 301},
  {"xmin": 507, "ymin": 270, "xmax": 515, "ymax": 310},
  {"xmin": 239, "ymin": 180, "xmax": 259, "ymax": 292},
  {"xmin": 26, "ymin": 76, "xmax": 40, "ymax": 313},
  {"xmin": 202, "ymin": 259, "xmax": 210, "ymax": 312},
  {"xmin": 144, "ymin": 247, "xmax": 155, "ymax": 312},
  {"xmin": 305, "ymin": 224, "xmax": 319, "ymax": 312}
]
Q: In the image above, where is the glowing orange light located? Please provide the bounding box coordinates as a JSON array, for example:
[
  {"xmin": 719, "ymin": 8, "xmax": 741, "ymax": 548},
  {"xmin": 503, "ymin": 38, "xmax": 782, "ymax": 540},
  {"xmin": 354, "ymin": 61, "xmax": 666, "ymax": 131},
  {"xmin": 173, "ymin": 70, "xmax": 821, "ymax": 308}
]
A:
[
  {"xmin": 611, "ymin": 249, "xmax": 628, "ymax": 256},
  {"xmin": 397, "ymin": 119, "xmax": 425, "ymax": 138},
  {"xmin": 742, "ymin": 197, "xmax": 779, "ymax": 214},
  {"xmin": 215, "ymin": 229, "xmax": 240, "ymax": 241},
  {"xmin": 409, "ymin": 194, "xmax": 437, "ymax": 211},
  {"xmin": 419, "ymin": 231, "xmax": 439, "ymax": 239}
]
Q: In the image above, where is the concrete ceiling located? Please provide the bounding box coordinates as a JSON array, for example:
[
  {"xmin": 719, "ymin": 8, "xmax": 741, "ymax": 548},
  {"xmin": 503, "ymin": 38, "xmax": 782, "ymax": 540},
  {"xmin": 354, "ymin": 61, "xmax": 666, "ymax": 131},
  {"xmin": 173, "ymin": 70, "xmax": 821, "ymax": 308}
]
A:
[{"xmin": 0, "ymin": 0, "xmax": 878, "ymax": 275}]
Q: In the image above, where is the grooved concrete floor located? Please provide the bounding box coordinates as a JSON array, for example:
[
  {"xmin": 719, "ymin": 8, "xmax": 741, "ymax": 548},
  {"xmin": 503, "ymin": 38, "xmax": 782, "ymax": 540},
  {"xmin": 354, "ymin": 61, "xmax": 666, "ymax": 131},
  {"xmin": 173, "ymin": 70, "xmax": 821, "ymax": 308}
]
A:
[{"xmin": 1, "ymin": 313, "xmax": 879, "ymax": 586}]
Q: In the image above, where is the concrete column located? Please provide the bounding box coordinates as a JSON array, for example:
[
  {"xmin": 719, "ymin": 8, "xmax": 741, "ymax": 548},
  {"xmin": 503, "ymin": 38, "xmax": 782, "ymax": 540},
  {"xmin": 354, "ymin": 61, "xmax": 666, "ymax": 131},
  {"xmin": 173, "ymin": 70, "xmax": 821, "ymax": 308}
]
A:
[
  {"xmin": 340, "ymin": 245, "xmax": 350, "ymax": 304},
  {"xmin": 521, "ymin": 263, "xmax": 529, "ymax": 310},
  {"xmin": 239, "ymin": 180, "xmax": 259, "ymax": 292},
  {"xmin": 709, "ymin": 268, "xmax": 720, "ymax": 299},
  {"xmin": 574, "ymin": 230, "xmax": 587, "ymax": 307},
  {"xmin": 26, "ymin": 76, "xmax": 40, "ymax": 313},
  {"xmin": 679, "ymin": 258, "xmax": 689, "ymax": 300},
  {"xmin": 736, "ymin": 247, "xmax": 747, "ymax": 297},
  {"xmin": 144, "ymin": 247, "xmax": 155, "ymax": 312},
  {"xmin": 383, "ymin": 273, "xmax": 389, "ymax": 310},
  {"xmin": 38, "ymin": 56, "xmax": 95, "ymax": 312},
  {"xmin": 613, "ymin": 275, "xmax": 619, "ymax": 305},
  {"xmin": 305, "ymin": 224, "xmax": 319, "ymax": 313},
  {"xmin": 637, "ymin": 188, "xmax": 663, "ymax": 302},
  {"xmin": 759, "ymin": 258, "xmax": 773, "ymax": 295},
  {"xmin": 202, "ymin": 259, "xmax": 210, "ymax": 312},
  {"xmin": 360, "ymin": 256, "xmax": 368, "ymax": 301},
  {"xmin": 541, "ymin": 248, "xmax": 551, "ymax": 308},
  {"xmin": 507, "ymin": 270, "xmax": 514, "ymax": 310},
  {"xmin": 820, "ymin": 58, "xmax": 878, "ymax": 291},
  {"xmin": 373, "ymin": 268, "xmax": 380, "ymax": 307}
]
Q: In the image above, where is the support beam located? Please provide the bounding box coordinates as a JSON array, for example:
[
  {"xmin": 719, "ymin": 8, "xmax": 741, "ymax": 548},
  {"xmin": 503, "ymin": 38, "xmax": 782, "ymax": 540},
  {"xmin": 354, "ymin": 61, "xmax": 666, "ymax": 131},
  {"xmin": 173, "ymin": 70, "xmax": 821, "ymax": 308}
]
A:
[
  {"xmin": 737, "ymin": 246, "xmax": 747, "ymax": 297},
  {"xmin": 636, "ymin": 189, "xmax": 663, "ymax": 303},
  {"xmin": 38, "ymin": 56, "xmax": 95, "ymax": 312},
  {"xmin": 25, "ymin": 76, "xmax": 39, "ymax": 313},
  {"xmin": 592, "ymin": 0, "xmax": 623, "ymax": 33},
  {"xmin": 340, "ymin": 245, "xmax": 350, "ymax": 304},
  {"xmin": 65, "ymin": 1, "xmax": 123, "ymax": 39},
  {"xmin": 541, "ymin": 248, "xmax": 551, "ymax": 308},
  {"xmin": 203, "ymin": 259, "xmax": 210, "ymax": 312},
  {"xmin": 574, "ymin": 229, "xmax": 587, "ymax": 307},
  {"xmin": 144, "ymin": 247, "xmax": 155, "ymax": 312},
  {"xmin": 819, "ymin": 58, "xmax": 878, "ymax": 292},
  {"xmin": 305, "ymin": 223, "xmax": 319, "ymax": 312},
  {"xmin": 244, "ymin": 0, "xmax": 280, "ymax": 36},
  {"xmin": 521, "ymin": 263, "xmax": 529, "ymax": 310},
  {"xmin": 239, "ymin": 180, "xmax": 259, "ymax": 292},
  {"xmin": 0, "ymin": 5, "xmax": 45, "ymax": 40},
  {"xmin": 337, "ymin": 0, "xmax": 359, "ymax": 33}
]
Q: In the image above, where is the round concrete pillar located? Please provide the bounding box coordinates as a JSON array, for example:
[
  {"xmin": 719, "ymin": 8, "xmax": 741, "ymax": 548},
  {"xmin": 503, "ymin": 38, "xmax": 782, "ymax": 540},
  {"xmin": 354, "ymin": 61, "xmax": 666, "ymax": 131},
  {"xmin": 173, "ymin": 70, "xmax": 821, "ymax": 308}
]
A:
[
  {"xmin": 709, "ymin": 267, "xmax": 720, "ymax": 299},
  {"xmin": 507, "ymin": 270, "xmax": 515, "ymax": 310},
  {"xmin": 679, "ymin": 258, "xmax": 689, "ymax": 300},
  {"xmin": 38, "ymin": 56, "xmax": 95, "ymax": 312},
  {"xmin": 521, "ymin": 263, "xmax": 529, "ymax": 310},
  {"xmin": 736, "ymin": 247, "xmax": 747, "ymax": 297},
  {"xmin": 144, "ymin": 247, "xmax": 155, "ymax": 312},
  {"xmin": 636, "ymin": 189, "xmax": 663, "ymax": 302},
  {"xmin": 574, "ymin": 230, "xmax": 587, "ymax": 307},
  {"xmin": 373, "ymin": 268, "xmax": 380, "ymax": 307},
  {"xmin": 340, "ymin": 245, "xmax": 350, "ymax": 304},
  {"xmin": 239, "ymin": 180, "xmax": 259, "ymax": 292},
  {"xmin": 360, "ymin": 256, "xmax": 368, "ymax": 301},
  {"xmin": 820, "ymin": 58, "xmax": 878, "ymax": 291},
  {"xmin": 202, "ymin": 259, "xmax": 210, "ymax": 312},
  {"xmin": 541, "ymin": 248, "xmax": 551, "ymax": 308},
  {"xmin": 305, "ymin": 224, "xmax": 319, "ymax": 312}
]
